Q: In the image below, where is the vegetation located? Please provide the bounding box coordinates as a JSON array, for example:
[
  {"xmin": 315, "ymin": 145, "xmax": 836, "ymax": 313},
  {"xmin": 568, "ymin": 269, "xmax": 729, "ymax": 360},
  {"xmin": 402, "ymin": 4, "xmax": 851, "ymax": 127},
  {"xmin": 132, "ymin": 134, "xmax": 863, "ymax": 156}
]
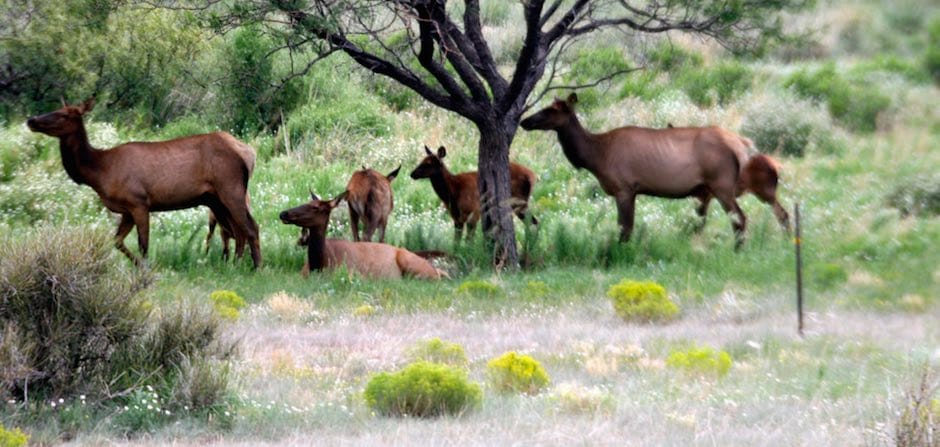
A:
[
  {"xmin": 895, "ymin": 366, "xmax": 940, "ymax": 447},
  {"xmin": 363, "ymin": 362, "xmax": 482, "ymax": 418},
  {"xmin": 486, "ymin": 352, "xmax": 551, "ymax": 395},
  {"xmin": 1, "ymin": 0, "xmax": 939, "ymax": 444},
  {"xmin": 666, "ymin": 345, "xmax": 734, "ymax": 378},
  {"xmin": 0, "ymin": 423, "xmax": 28, "ymax": 447},
  {"xmin": 607, "ymin": 280, "xmax": 679, "ymax": 323}
]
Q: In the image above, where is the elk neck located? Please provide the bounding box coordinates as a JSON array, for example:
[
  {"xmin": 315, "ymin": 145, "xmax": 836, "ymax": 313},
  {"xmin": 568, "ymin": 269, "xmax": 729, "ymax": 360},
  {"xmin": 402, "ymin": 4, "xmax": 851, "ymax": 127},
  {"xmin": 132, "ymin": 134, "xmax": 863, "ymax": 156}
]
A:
[
  {"xmin": 305, "ymin": 224, "xmax": 328, "ymax": 271},
  {"xmin": 428, "ymin": 166, "xmax": 458, "ymax": 210},
  {"xmin": 555, "ymin": 115, "xmax": 597, "ymax": 171},
  {"xmin": 58, "ymin": 122, "xmax": 102, "ymax": 186}
]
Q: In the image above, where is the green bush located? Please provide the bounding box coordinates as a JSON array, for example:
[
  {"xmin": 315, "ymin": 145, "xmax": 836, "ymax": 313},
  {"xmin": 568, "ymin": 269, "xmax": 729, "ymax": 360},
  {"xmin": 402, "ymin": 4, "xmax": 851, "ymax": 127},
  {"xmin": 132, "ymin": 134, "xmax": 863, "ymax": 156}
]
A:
[
  {"xmin": 0, "ymin": 423, "xmax": 28, "ymax": 447},
  {"xmin": 810, "ymin": 263, "xmax": 849, "ymax": 290},
  {"xmin": 0, "ymin": 226, "xmax": 235, "ymax": 430},
  {"xmin": 486, "ymin": 351, "xmax": 550, "ymax": 395},
  {"xmin": 456, "ymin": 280, "xmax": 501, "ymax": 298},
  {"xmin": 926, "ymin": 19, "xmax": 940, "ymax": 85},
  {"xmin": 741, "ymin": 91, "xmax": 843, "ymax": 157},
  {"xmin": 363, "ymin": 361, "xmax": 482, "ymax": 418},
  {"xmin": 785, "ymin": 64, "xmax": 892, "ymax": 133},
  {"xmin": 887, "ymin": 174, "xmax": 940, "ymax": 217},
  {"xmin": 607, "ymin": 280, "xmax": 679, "ymax": 323},
  {"xmin": 406, "ymin": 338, "xmax": 469, "ymax": 368},
  {"xmin": 646, "ymin": 42, "xmax": 703, "ymax": 73},
  {"xmin": 210, "ymin": 289, "xmax": 247, "ymax": 320},
  {"xmin": 679, "ymin": 61, "xmax": 752, "ymax": 107},
  {"xmin": 666, "ymin": 345, "xmax": 733, "ymax": 378}
]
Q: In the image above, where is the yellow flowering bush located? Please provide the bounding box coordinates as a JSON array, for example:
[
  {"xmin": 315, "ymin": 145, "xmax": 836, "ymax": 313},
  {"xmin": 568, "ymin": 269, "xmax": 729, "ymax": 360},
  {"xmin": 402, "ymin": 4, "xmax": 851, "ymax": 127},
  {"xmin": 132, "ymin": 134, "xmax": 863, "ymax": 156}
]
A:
[
  {"xmin": 364, "ymin": 361, "xmax": 482, "ymax": 418},
  {"xmin": 406, "ymin": 338, "xmax": 468, "ymax": 367},
  {"xmin": 666, "ymin": 345, "xmax": 733, "ymax": 378},
  {"xmin": 0, "ymin": 423, "xmax": 28, "ymax": 447},
  {"xmin": 607, "ymin": 280, "xmax": 679, "ymax": 323},
  {"xmin": 210, "ymin": 290, "xmax": 247, "ymax": 320},
  {"xmin": 487, "ymin": 351, "xmax": 550, "ymax": 395}
]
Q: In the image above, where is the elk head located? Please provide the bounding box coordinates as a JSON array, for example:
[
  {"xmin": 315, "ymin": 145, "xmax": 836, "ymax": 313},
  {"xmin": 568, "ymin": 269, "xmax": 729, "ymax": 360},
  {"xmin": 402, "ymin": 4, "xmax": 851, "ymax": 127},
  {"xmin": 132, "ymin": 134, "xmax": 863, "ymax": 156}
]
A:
[
  {"xmin": 280, "ymin": 191, "xmax": 348, "ymax": 232},
  {"xmin": 520, "ymin": 93, "xmax": 578, "ymax": 131},
  {"xmin": 409, "ymin": 145, "xmax": 447, "ymax": 179},
  {"xmin": 26, "ymin": 98, "xmax": 96, "ymax": 137}
]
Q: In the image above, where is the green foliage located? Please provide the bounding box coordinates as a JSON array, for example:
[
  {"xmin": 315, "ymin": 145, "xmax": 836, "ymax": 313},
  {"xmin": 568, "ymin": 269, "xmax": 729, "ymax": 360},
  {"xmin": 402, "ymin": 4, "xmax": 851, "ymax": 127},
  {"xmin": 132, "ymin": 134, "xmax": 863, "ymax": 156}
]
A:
[
  {"xmin": 353, "ymin": 304, "xmax": 376, "ymax": 317},
  {"xmin": 810, "ymin": 263, "xmax": 848, "ymax": 290},
  {"xmin": 926, "ymin": 19, "xmax": 940, "ymax": 84},
  {"xmin": 406, "ymin": 338, "xmax": 469, "ymax": 368},
  {"xmin": 785, "ymin": 64, "xmax": 892, "ymax": 132},
  {"xmin": 0, "ymin": 226, "xmax": 235, "ymax": 431},
  {"xmin": 887, "ymin": 174, "xmax": 940, "ymax": 217},
  {"xmin": 741, "ymin": 91, "xmax": 843, "ymax": 157},
  {"xmin": 850, "ymin": 55, "xmax": 932, "ymax": 84},
  {"xmin": 647, "ymin": 43, "xmax": 704, "ymax": 73},
  {"xmin": 0, "ymin": 423, "xmax": 28, "ymax": 447},
  {"xmin": 363, "ymin": 361, "xmax": 482, "ymax": 417},
  {"xmin": 210, "ymin": 290, "xmax": 247, "ymax": 320},
  {"xmin": 894, "ymin": 367, "xmax": 940, "ymax": 447},
  {"xmin": 455, "ymin": 280, "xmax": 501, "ymax": 298},
  {"xmin": 679, "ymin": 61, "xmax": 753, "ymax": 107},
  {"xmin": 606, "ymin": 280, "xmax": 679, "ymax": 323},
  {"xmin": 666, "ymin": 345, "xmax": 733, "ymax": 378},
  {"xmin": 619, "ymin": 71, "xmax": 667, "ymax": 101},
  {"xmin": 486, "ymin": 351, "xmax": 550, "ymax": 395},
  {"xmin": 566, "ymin": 47, "xmax": 631, "ymax": 109}
]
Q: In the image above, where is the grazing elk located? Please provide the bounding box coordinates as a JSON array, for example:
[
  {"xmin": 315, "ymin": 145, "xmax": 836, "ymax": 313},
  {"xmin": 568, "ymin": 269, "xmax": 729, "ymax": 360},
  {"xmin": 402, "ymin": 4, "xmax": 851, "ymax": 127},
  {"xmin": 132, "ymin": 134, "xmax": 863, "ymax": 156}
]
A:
[
  {"xmin": 409, "ymin": 145, "xmax": 538, "ymax": 241},
  {"xmin": 345, "ymin": 165, "xmax": 401, "ymax": 242},
  {"xmin": 26, "ymin": 98, "xmax": 262, "ymax": 267},
  {"xmin": 279, "ymin": 191, "xmax": 444, "ymax": 279},
  {"xmin": 205, "ymin": 143, "xmax": 256, "ymax": 260},
  {"xmin": 520, "ymin": 93, "xmax": 789, "ymax": 248}
]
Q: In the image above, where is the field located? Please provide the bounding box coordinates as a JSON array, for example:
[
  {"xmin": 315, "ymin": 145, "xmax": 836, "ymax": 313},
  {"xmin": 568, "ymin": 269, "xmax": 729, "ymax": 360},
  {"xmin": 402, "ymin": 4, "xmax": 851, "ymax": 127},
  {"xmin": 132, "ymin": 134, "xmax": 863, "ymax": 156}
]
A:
[{"xmin": 2, "ymin": 0, "xmax": 940, "ymax": 445}]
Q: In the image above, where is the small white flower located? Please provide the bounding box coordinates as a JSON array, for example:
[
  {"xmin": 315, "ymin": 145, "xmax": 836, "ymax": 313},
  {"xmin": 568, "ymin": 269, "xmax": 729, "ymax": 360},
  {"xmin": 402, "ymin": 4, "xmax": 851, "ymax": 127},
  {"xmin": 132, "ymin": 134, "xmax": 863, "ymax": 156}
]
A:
[
  {"xmin": 164, "ymin": 410, "xmax": 171, "ymax": 415},
  {"xmin": 224, "ymin": 411, "xmax": 231, "ymax": 417},
  {"xmin": 80, "ymin": 395, "xmax": 86, "ymax": 400},
  {"xmin": 51, "ymin": 401, "xmax": 57, "ymax": 408},
  {"xmin": 58, "ymin": 398, "xmax": 64, "ymax": 403},
  {"xmin": 147, "ymin": 404, "xmax": 154, "ymax": 410}
]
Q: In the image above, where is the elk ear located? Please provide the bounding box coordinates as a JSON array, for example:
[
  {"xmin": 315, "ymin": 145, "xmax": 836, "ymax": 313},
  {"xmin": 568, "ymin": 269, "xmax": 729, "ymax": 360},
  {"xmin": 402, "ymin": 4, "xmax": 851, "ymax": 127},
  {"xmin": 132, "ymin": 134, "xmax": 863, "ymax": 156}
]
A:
[
  {"xmin": 386, "ymin": 165, "xmax": 401, "ymax": 181},
  {"xmin": 330, "ymin": 191, "xmax": 349, "ymax": 208},
  {"xmin": 424, "ymin": 145, "xmax": 433, "ymax": 156},
  {"xmin": 437, "ymin": 146, "xmax": 447, "ymax": 159},
  {"xmin": 566, "ymin": 93, "xmax": 578, "ymax": 106},
  {"xmin": 309, "ymin": 189, "xmax": 319, "ymax": 201},
  {"xmin": 79, "ymin": 97, "xmax": 96, "ymax": 114}
]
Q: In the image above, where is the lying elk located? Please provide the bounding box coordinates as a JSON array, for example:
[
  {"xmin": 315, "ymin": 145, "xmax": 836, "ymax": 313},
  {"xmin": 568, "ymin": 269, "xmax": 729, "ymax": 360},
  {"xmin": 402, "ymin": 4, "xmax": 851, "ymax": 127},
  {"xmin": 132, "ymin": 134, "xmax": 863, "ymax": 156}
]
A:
[
  {"xmin": 27, "ymin": 98, "xmax": 262, "ymax": 267},
  {"xmin": 279, "ymin": 191, "xmax": 444, "ymax": 279},
  {"xmin": 410, "ymin": 145, "xmax": 538, "ymax": 241},
  {"xmin": 520, "ymin": 93, "xmax": 789, "ymax": 248},
  {"xmin": 346, "ymin": 165, "xmax": 401, "ymax": 242}
]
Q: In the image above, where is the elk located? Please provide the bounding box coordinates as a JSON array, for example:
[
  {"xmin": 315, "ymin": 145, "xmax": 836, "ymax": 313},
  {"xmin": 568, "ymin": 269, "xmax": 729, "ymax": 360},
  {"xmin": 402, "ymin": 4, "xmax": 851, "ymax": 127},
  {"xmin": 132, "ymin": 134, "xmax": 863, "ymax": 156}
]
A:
[
  {"xmin": 520, "ymin": 93, "xmax": 789, "ymax": 248},
  {"xmin": 26, "ymin": 98, "xmax": 262, "ymax": 267},
  {"xmin": 205, "ymin": 145, "xmax": 256, "ymax": 260},
  {"xmin": 345, "ymin": 165, "xmax": 401, "ymax": 242},
  {"xmin": 279, "ymin": 191, "xmax": 444, "ymax": 279},
  {"xmin": 409, "ymin": 145, "xmax": 538, "ymax": 241}
]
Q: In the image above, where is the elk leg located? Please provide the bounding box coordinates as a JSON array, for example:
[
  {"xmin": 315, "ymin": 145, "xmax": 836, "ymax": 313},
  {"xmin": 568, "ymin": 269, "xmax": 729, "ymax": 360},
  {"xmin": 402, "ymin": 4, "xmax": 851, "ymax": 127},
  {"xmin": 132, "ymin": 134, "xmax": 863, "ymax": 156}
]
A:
[
  {"xmin": 454, "ymin": 221, "xmax": 464, "ymax": 244},
  {"xmin": 615, "ymin": 191, "xmax": 637, "ymax": 243},
  {"xmin": 694, "ymin": 191, "xmax": 712, "ymax": 233},
  {"xmin": 750, "ymin": 188, "xmax": 791, "ymax": 234},
  {"xmin": 363, "ymin": 220, "xmax": 376, "ymax": 243},
  {"xmin": 129, "ymin": 208, "xmax": 150, "ymax": 262},
  {"xmin": 378, "ymin": 218, "xmax": 388, "ymax": 243},
  {"xmin": 219, "ymin": 194, "xmax": 262, "ymax": 268},
  {"xmin": 205, "ymin": 212, "xmax": 217, "ymax": 255},
  {"xmin": 114, "ymin": 213, "xmax": 139, "ymax": 264},
  {"xmin": 208, "ymin": 202, "xmax": 237, "ymax": 261},
  {"xmin": 349, "ymin": 208, "xmax": 361, "ymax": 242},
  {"xmin": 714, "ymin": 190, "xmax": 747, "ymax": 250}
]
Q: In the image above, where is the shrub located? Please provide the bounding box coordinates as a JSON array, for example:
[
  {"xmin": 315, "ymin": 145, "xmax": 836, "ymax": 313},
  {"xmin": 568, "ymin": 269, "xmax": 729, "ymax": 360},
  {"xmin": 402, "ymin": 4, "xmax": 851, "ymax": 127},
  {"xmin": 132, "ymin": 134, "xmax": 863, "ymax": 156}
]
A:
[
  {"xmin": 926, "ymin": 19, "xmax": 940, "ymax": 85},
  {"xmin": 606, "ymin": 280, "xmax": 679, "ymax": 323},
  {"xmin": 209, "ymin": 289, "xmax": 247, "ymax": 320},
  {"xmin": 810, "ymin": 263, "xmax": 848, "ymax": 290},
  {"xmin": 679, "ymin": 61, "xmax": 752, "ymax": 107},
  {"xmin": 548, "ymin": 382, "xmax": 615, "ymax": 415},
  {"xmin": 363, "ymin": 361, "xmax": 482, "ymax": 418},
  {"xmin": 895, "ymin": 366, "xmax": 939, "ymax": 447},
  {"xmin": 666, "ymin": 345, "xmax": 733, "ymax": 378},
  {"xmin": 0, "ymin": 423, "xmax": 28, "ymax": 447},
  {"xmin": 406, "ymin": 338, "xmax": 468, "ymax": 368},
  {"xmin": 785, "ymin": 64, "xmax": 892, "ymax": 133},
  {"xmin": 887, "ymin": 174, "xmax": 940, "ymax": 217},
  {"xmin": 0, "ymin": 226, "xmax": 235, "ymax": 430},
  {"xmin": 486, "ymin": 351, "xmax": 550, "ymax": 395},
  {"xmin": 353, "ymin": 304, "xmax": 376, "ymax": 318},
  {"xmin": 646, "ymin": 42, "xmax": 703, "ymax": 73},
  {"xmin": 740, "ymin": 92, "xmax": 843, "ymax": 157},
  {"xmin": 456, "ymin": 280, "xmax": 501, "ymax": 298}
]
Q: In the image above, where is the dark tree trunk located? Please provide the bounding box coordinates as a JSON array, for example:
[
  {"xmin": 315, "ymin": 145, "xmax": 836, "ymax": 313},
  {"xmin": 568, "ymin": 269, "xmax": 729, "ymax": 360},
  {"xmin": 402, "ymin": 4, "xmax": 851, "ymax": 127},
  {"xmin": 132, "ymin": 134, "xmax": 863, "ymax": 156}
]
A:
[{"xmin": 476, "ymin": 119, "xmax": 518, "ymax": 269}]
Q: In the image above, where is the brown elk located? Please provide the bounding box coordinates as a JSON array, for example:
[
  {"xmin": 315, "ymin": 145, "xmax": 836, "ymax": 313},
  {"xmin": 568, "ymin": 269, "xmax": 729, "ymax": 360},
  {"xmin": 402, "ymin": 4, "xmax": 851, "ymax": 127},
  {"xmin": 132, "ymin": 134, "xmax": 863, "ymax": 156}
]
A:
[
  {"xmin": 520, "ymin": 93, "xmax": 789, "ymax": 248},
  {"xmin": 279, "ymin": 191, "xmax": 444, "ymax": 279},
  {"xmin": 409, "ymin": 145, "xmax": 538, "ymax": 241},
  {"xmin": 205, "ymin": 144, "xmax": 256, "ymax": 260},
  {"xmin": 345, "ymin": 165, "xmax": 401, "ymax": 242},
  {"xmin": 26, "ymin": 98, "xmax": 262, "ymax": 267}
]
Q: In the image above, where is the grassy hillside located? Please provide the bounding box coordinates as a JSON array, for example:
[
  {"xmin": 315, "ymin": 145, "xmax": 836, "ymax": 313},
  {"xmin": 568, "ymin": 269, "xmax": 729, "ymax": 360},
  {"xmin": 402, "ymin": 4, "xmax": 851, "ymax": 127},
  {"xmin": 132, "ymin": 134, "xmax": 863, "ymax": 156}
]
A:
[{"xmin": 1, "ymin": 0, "xmax": 939, "ymax": 445}]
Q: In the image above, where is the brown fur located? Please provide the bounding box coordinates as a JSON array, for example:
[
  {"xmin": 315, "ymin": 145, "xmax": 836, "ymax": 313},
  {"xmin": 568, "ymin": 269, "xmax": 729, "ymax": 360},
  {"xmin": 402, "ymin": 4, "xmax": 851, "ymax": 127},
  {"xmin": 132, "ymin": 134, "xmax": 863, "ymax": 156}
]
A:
[
  {"xmin": 345, "ymin": 165, "xmax": 400, "ymax": 242},
  {"xmin": 279, "ymin": 192, "xmax": 443, "ymax": 280},
  {"xmin": 205, "ymin": 136, "xmax": 257, "ymax": 259},
  {"xmin": 409, "ymin": 145, "xmax": 538, "ymax": 241},
  {"xmin": 520, "ymin": 93, "xmax": 789, "ymax": 248},
  {"xmin": 26, "ymin": 98, "xmax": 262, "ymax": 267}
]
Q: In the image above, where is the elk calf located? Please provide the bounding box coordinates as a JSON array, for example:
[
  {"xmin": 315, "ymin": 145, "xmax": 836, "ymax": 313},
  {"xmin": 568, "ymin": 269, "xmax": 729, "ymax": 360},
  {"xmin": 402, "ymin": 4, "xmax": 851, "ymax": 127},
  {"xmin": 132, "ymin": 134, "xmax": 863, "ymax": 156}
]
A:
[
  {"xmin": 279, "ymin": 191, "xmax": 444, "ymax": 280},
  {"xmin": 409, "ymin": 145, "xmax": 538, "ymax": 241},
  {"xmin": 346, "ymin": 165, "xmax": 400, "ymax": 242}
]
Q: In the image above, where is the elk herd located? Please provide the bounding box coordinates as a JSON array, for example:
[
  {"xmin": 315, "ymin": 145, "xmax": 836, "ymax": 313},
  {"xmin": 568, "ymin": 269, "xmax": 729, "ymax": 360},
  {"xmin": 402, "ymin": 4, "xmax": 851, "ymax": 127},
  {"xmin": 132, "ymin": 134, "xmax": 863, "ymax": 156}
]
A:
[{"xmin": 26, "ymin": 95, "xmax": 790, "ymax": 280}]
